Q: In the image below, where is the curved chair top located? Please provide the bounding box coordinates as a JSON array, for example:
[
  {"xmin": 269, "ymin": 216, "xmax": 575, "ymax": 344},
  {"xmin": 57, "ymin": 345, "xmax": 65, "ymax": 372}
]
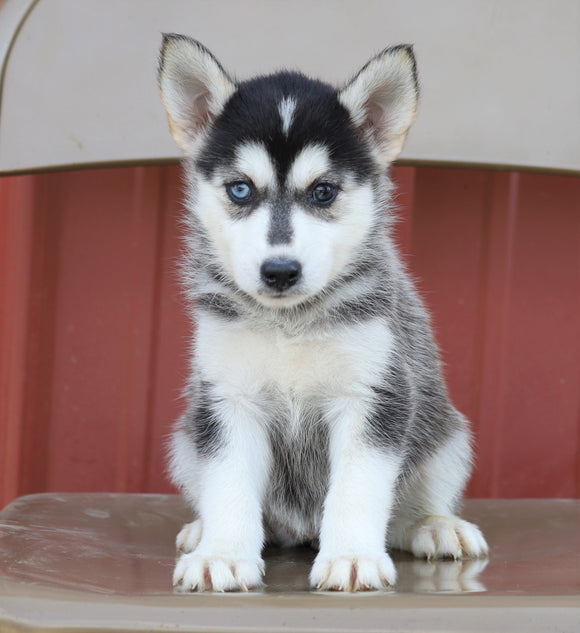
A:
[{"xmin": 0, "ymin": 0, "xmax": 578, "ymax": 174}]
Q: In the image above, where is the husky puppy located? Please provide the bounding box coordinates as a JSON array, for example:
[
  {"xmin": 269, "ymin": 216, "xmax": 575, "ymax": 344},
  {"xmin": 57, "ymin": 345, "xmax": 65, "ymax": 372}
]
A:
[{"xmin": 158, "ymin": 34, "xmax": 488, "ymax": 593}]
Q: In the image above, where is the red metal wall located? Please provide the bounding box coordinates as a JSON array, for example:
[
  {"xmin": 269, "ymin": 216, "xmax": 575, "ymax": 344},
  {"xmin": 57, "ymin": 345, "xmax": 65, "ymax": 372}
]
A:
[{"xmin": 1, "ymin": 166, "xmax": 579, "ymax": 509}]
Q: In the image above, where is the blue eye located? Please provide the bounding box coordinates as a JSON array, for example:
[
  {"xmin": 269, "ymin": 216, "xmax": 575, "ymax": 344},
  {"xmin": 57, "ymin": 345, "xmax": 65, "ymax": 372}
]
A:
[
  {"xmin": 311, "ymin": 183, "xmax": 338, "ymax": 206},
  {"xmin": 227, "ymin": 181, "xmax": 253, "ymax": 203}
]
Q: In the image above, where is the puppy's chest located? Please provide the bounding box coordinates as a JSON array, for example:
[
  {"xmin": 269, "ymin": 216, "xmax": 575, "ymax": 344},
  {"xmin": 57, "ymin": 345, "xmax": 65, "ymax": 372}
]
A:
[{"xmin": 197, "ymin": 316, "xmax": 394, "ymax": 396}]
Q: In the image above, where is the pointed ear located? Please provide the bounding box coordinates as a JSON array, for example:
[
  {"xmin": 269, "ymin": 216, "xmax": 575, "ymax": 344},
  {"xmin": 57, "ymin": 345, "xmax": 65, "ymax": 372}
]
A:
[
  {"xmin": 158, "ymin": 34, "xmax": 237, "ymax": 154},
  {"xmin": 338, "ymin": 45, "xmax": 419, "ymax": 166}
]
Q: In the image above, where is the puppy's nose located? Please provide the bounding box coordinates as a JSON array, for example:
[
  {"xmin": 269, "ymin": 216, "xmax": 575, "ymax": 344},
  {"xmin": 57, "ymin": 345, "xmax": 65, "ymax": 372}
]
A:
[{"xmin": 260, "ymin": 258, "xmax": 302, "ymax": 292}]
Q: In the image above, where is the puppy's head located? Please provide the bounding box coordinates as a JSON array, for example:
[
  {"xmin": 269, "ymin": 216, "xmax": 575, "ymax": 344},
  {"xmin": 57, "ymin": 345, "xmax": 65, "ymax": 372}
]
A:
[{"xmin": 159, "ymin": 35, "xmax": 418, "ymax": 308}]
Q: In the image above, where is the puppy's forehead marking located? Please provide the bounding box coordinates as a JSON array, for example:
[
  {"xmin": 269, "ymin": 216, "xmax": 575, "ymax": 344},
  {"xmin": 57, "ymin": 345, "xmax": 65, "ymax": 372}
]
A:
[
  {"xmin": 278, "ymin": 96, "xmax": 297, "ymax": 137},
  {"xmin": 287, "ymin": 144, "xmax": 331, "ymax": 190},
  {"xmin": 234, "ymin": 142, "xmax": 276, "ymax": 188}
]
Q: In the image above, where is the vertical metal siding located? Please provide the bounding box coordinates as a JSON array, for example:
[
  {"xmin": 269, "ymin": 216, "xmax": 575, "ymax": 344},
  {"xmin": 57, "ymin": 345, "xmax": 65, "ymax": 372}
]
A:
[
  {"xmin": 0, "ymin": 175, "xmax": 34, "ymax": 505},
  {"xmin": 393, "ymin": 167, "xmax": 580, "ymax": 498},
  {"xmin": 1, "ymin": 165, "xmax": 579, "ymax": 508}
]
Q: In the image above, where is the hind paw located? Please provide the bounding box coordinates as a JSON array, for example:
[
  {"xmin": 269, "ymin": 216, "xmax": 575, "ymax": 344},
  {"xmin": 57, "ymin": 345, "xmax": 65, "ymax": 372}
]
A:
[
  {"xmin": 175, "ymin": 520, "xmax": 202, "ymax": 553},
  {"xmin": 410, "ymin": 516, "xmax": 488, "ymax": 560}
]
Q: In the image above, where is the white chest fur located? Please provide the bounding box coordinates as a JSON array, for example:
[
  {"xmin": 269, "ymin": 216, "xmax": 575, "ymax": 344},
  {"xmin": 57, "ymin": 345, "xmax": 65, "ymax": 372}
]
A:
[{"xmin": 195, "ymin": 314, "xmax": 394, "ymax": 400}]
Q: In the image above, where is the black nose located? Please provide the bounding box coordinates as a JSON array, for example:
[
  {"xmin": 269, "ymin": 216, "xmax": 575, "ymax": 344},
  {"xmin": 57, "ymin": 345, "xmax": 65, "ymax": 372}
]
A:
[{"xmin": 260, "ymin": 258, "xmax": 302, "ymax": 292}]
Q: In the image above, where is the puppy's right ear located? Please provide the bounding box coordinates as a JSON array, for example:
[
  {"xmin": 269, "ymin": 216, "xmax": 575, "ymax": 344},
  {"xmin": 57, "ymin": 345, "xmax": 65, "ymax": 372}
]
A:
[{"xmin": 158, "ymin": 34, "xmax": 236, "ymax": 154}]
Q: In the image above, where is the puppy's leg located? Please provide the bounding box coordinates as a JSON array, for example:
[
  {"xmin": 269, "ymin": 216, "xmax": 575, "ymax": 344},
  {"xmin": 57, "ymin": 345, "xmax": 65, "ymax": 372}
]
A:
[
  {"xmin": 389, "ymin": 426, "xmax": 488, "ymax": 560},
  {"xmin": 173, "ymin": 393, "xmax": 271, "ymax": 592},
  {"xmin": 310, "ymin": 398, "xmax": 402, "ymax": 591}
]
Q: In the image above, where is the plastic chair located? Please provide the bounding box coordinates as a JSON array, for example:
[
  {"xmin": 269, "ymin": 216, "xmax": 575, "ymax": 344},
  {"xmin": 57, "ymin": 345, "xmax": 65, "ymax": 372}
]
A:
[{"xmin": 0, "ymin": 1, "xmax": 578, "ymax": 631}]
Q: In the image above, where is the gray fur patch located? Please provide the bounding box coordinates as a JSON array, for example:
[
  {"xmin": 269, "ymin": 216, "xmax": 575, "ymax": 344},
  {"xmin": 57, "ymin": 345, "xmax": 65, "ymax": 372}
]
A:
[
  {"xmin": 196, "ymin": 293, "xmax": 241, "ymax": 320},
  {"xmin": 268, "ymin": 201, "xmax": 293, "ymax": 245},
  {"xmin": 264, "ymin": 399, "xmax": 329, "ymax": 543},
  {"xmin": 183, "ymin": 382, "xmax": 224, "ymax": 458}
]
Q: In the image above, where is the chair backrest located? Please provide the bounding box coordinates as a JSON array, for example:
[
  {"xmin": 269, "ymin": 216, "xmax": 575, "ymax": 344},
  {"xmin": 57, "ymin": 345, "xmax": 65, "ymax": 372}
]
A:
[{"xmin": 0, "ymin": 0, "xmax": 578, "ymax": 175}]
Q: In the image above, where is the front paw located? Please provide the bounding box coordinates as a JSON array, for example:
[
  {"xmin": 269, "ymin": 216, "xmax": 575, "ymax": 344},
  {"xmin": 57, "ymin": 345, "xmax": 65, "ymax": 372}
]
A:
[
  {"xmin": 310, "ymin": 552, "xmax": 396, "ymax": 592},
  {"xmin": 173, "ymin": 551, "xmax": 264, "ymax": 592}
]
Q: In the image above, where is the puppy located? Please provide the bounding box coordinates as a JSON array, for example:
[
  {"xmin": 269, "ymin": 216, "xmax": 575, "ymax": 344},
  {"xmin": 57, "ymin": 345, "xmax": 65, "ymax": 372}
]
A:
[{"xmin": 158, "ymin": 34, "xmax": 488, "ymax": 592}]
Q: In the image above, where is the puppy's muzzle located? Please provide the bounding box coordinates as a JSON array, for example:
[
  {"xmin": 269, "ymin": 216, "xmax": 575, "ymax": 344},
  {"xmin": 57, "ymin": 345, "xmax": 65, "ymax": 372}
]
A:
[{"xmin": 260, "ymin": 258, "xmax": 302, "ymax": 293}]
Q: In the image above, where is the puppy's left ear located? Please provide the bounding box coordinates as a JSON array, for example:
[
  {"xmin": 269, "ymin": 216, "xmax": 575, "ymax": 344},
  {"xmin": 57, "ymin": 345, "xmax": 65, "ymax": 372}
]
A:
[{"xmin": 339, "ymin": 45, "xmax": 418, "ymax": 166}]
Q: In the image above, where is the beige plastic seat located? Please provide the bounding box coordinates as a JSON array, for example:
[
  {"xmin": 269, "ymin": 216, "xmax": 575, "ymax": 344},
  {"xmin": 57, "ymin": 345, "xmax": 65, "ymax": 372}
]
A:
[
  {"xmin": 1, "ymin": 0, "xmax": 578, "ymax": 174},
  {"xmin": 1, "ymin": 493, "xmax": 579, "ymax": 632},
  {"xmin": 0, "ymin": 1, "xmax": 578, "ymax": 631}
]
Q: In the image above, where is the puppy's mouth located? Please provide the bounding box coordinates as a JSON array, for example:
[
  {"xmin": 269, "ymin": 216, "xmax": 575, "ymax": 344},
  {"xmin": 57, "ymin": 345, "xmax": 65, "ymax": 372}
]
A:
[{"xmin": 255, "ymin": 290, "xmax": 308, "ymax": 309}]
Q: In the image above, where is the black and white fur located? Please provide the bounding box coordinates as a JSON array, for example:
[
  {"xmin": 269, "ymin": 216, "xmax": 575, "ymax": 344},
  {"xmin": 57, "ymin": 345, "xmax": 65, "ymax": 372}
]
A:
[{"xmin": 158, "ymin": 34, "xmax": 488, "ymax": 593}]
